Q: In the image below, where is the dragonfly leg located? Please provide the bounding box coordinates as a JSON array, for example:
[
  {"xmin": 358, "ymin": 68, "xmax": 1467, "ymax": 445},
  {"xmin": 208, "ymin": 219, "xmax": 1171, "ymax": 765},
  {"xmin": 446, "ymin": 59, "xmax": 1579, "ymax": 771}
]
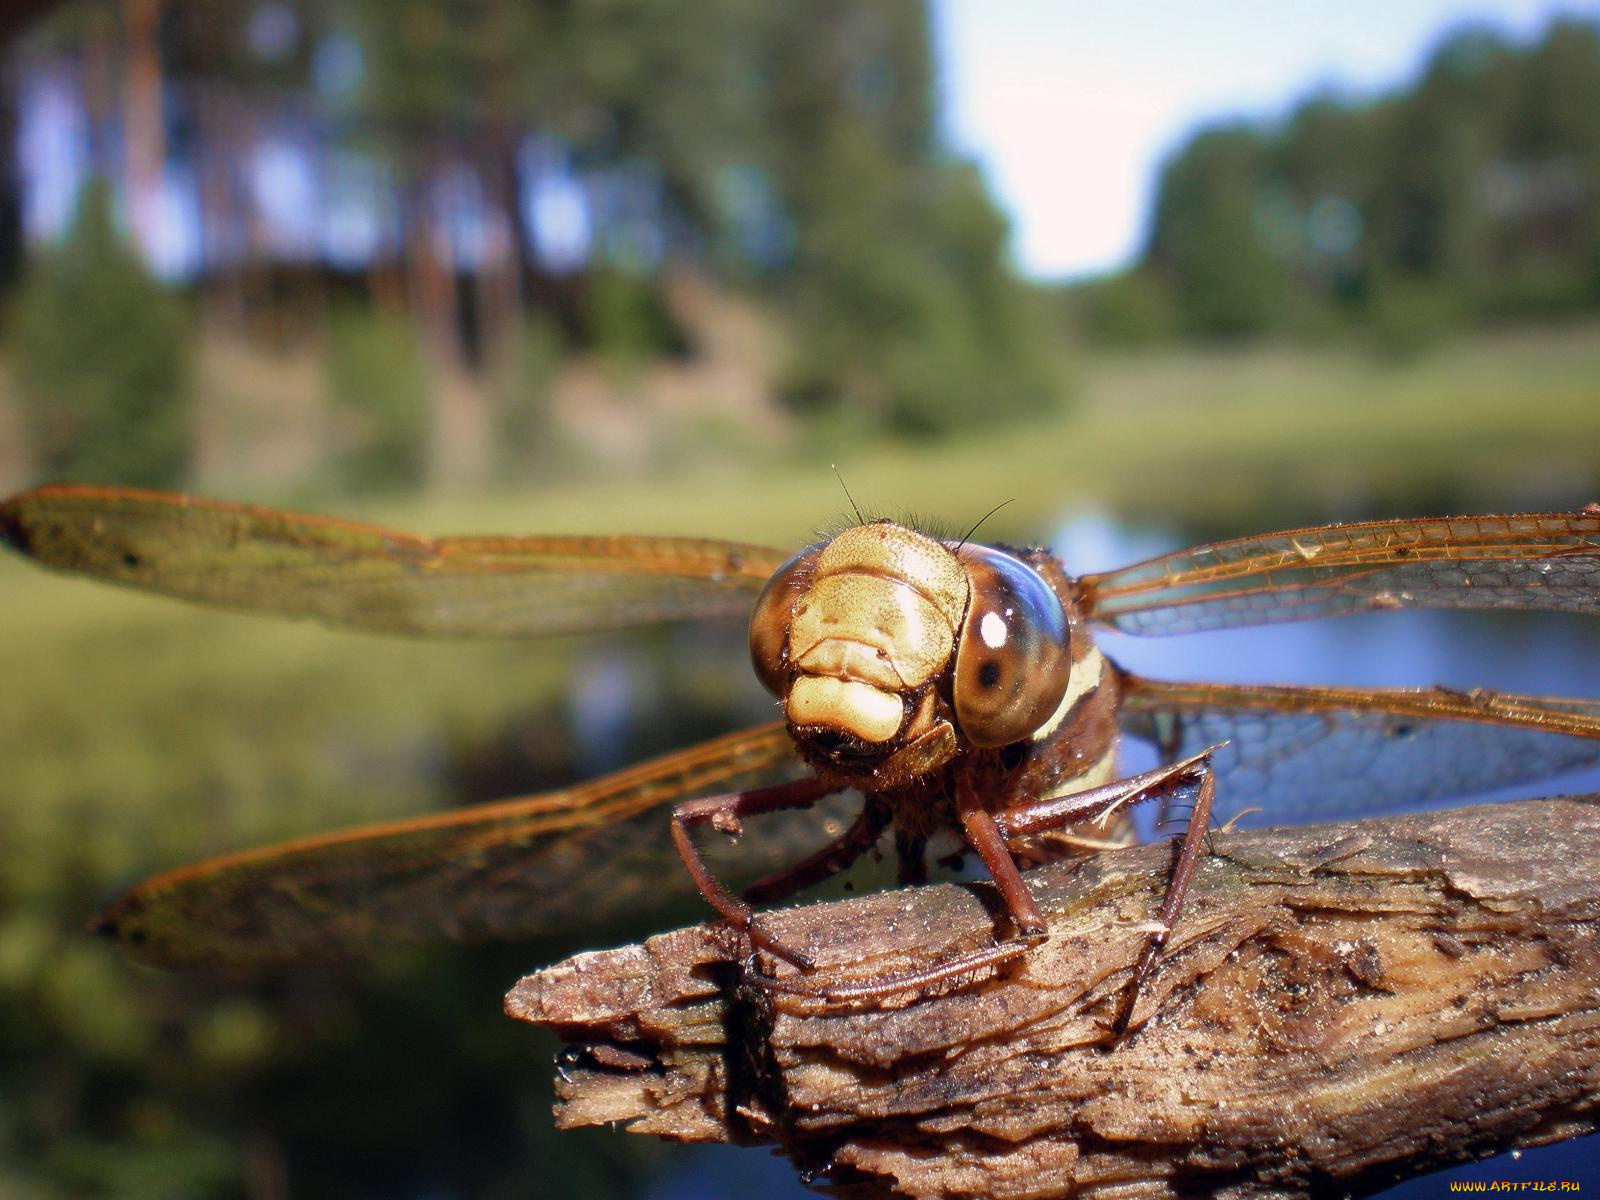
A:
[
  {"xmin": 1110, "ymin": 766, "xmax": 1216, "ymax": 1035},
  {"xmin": 741, "ymin": 801, "xmax": 891, "ymax": 904},
  {"xmin": 990, "ymin": 746, "xmax": 1215, "ymax": 841},
  {"xmin": 992, "ymin": 748, "xmax": 1220, "ymax": 1035},
  {"xmin": 749, "ymin": 751, "xmax": 1223, "ymax": 1009},
  {"xmin": 957, "ymin": 776, "xmax": 1048, "ymax": 938},
  {"xmin": 754, "ymin": 939, "xmax": 1035, "ymax": 1002},
  {"xmin": 671, "ymin": 776, "xmax": 836, "ymax": 971},
  {"xmin": 751, "ymin": 779, "xmax": 1056, "ymax": 1007}
]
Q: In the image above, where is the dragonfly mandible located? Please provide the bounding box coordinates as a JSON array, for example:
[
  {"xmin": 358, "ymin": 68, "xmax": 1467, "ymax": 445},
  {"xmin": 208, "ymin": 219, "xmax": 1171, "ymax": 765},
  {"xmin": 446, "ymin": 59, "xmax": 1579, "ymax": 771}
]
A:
[{"xmin": 8, "ymin": 484, "xmax": 1600, "ymax": 1016}]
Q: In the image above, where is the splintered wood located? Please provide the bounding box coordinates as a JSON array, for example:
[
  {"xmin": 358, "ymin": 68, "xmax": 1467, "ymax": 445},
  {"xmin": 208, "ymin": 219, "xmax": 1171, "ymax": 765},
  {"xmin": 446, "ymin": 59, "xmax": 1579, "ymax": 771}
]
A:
[{"xmin": 505, "ymin": 798, "xmax": 1600, "ymax": 1199}]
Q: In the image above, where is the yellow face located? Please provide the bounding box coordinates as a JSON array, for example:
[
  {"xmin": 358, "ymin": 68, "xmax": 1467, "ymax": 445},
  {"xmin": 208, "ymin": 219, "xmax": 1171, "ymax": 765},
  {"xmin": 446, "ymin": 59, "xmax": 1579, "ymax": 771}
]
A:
[{"xmin": 749, "ymin": 521, "xmax": 1073, "ymax": 788}]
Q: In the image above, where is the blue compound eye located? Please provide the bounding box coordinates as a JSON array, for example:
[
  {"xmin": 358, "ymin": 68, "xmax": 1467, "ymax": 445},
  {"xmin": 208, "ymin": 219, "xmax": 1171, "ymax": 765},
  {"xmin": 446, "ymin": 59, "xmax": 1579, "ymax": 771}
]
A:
[{"xmin": 951, "ymin": 545, "xmax": 1071, "ymax": 748}]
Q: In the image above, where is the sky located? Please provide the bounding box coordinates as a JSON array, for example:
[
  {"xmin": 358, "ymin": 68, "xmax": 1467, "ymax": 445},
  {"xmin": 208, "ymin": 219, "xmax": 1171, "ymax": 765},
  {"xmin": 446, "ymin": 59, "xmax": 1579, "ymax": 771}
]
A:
[{"xmin": 933, "ymin": 0, "xmax": 1600, "ymax": 281}]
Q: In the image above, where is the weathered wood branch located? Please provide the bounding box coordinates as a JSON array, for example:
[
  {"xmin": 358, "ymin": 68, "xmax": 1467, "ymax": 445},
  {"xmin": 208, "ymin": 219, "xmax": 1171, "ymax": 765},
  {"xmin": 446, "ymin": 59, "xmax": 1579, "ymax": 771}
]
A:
[{"xmin": 505, "ymin": 797, "xmax": 1600, "ymax": 1199}]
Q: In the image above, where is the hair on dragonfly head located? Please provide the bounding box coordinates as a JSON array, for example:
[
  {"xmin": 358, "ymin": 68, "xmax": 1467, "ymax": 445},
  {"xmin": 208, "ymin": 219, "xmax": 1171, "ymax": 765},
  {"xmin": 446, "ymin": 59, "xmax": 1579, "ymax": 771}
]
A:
[
  {"xmin": 956, "ymin": 499, "xmax": 1016, "ymax": 552},
  {"xmin": 832, "ymin": 464, "xmax": 865, "ymax": 526}
]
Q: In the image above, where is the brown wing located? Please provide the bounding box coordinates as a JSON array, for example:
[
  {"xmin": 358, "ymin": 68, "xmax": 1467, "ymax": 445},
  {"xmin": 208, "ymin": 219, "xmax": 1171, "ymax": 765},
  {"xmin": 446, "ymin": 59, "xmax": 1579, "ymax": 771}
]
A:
[
  {"xmin": 1080, "ymin": 513, "xmax": 1600, "ymax": 635},
  {"xmin": 93, "ymin": 722, "xmax": 861, "ymax": 969},
  {"xmin": 0, "ymin": 484, "xmax": 787, "ymax": 637},
  {"xmin": 1119, "ymin": 674, "xmax": 1600, "ymax": 823}
]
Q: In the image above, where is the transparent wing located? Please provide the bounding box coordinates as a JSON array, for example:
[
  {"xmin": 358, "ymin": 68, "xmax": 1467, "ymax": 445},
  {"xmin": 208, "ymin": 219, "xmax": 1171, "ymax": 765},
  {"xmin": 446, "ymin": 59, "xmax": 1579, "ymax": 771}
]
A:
[
  {"xmin": 1081, "ymin": 513, "xmax": 1600, "ymax": 636},
  {"xmin": 1119, "ymin": 675, "xmax": 1600, "ymax": 825},
  {"xmin": 94, "ymin": 722, "xmax": 859, "ymax": 968},
  {"xmin": 0, "ymin": 485, "xmax": 787, "ymax": 637}
]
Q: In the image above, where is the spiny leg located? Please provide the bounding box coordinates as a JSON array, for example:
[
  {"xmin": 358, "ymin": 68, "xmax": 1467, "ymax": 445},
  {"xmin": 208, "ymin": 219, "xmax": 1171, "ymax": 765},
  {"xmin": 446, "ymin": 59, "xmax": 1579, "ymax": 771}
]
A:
[
  {"xmin": 671, "ymin": 776, "xmax": 837, "ymax": 970},
  {"xmin": 749, "ymin": 784, "xmax": 1043, "ymax": 1004},
  {"xmin": 757, "ymin": 770, "xmax": 1050, "ymax": 1004},
  {"xmin": 1153, "ymin": 715, "xmax": 1188, "ymax": 831},
  {"xmin": 1008, "ymin": 827, "xmax": 1131, "ymax": 869},
  {"xmin": 753, "ymin": 794, "xmax": 1037, "ymax": 1004},
  {"xmin": 753, "ymin": 749, "xmax": 1221, "ymax": 1008},
  {"xmin": 958, "ymin": 775, "xmax": 1048, "ymax": 938},
  {"xmin": 761, "ymin": 756, "xmax": 1218, "ymax": 1005},
  {"xmin": 740, "ymin": 802, "xmax": 890, "ymax": 905},
  {"xmin": 989, "ymin": 748, "xmax": 1214, "ymax": 841},
  {"xmin": 1109, "ymin": 767, "xmax": 1215, "ymax": 1035},
  {"xmin": 992, "ymin": 748, "xmax": 1220, "ymax": 1035},
  {"xmin": 756, "ymin": 938, "xmax": 1034, "ymax": 1001}
]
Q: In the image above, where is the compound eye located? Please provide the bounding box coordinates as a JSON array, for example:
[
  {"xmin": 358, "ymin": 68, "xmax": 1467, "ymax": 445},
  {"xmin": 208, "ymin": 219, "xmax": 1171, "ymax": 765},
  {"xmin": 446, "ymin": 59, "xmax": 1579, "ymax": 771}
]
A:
[
  {"xmin": 748, "ymin": 545, "xmax": 822, "ymax": 697},
  {"xmin": 951, "ymin": 545, "xmax": 1072, "ymax": 748}
]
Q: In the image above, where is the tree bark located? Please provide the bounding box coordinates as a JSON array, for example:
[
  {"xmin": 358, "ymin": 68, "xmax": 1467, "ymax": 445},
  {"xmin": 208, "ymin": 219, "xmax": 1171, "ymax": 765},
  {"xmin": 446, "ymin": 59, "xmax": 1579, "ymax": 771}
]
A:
[
  {"xmin": 506, "ymin": 796, "xmax": 1600, "ymax": 1199},
  {"xmin": 121, "ymin": 0, "xmax": 166, "ymax": 261}
]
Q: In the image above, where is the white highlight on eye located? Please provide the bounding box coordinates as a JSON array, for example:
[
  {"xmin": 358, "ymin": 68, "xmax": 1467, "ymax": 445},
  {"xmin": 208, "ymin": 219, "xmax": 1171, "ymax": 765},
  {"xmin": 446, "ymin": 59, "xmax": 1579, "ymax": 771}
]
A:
[{"xmin": 979, "ymin": 610, "xmax": 1007, "ymax": 648}]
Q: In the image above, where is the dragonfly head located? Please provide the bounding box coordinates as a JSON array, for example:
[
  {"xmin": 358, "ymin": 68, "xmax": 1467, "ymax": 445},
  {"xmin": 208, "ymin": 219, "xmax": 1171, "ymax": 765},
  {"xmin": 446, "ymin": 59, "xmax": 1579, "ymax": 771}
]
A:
[{"xmin": 749, "ymin": 520, "xmax": 1074, "ymax": 789}]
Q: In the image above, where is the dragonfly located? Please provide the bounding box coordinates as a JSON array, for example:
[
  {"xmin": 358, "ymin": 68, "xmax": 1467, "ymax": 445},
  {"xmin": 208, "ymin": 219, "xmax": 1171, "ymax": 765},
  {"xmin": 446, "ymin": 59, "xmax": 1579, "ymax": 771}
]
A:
[{"xmin": 8, "ymin": 484, "xmax": 1600, "ymax": 1018}]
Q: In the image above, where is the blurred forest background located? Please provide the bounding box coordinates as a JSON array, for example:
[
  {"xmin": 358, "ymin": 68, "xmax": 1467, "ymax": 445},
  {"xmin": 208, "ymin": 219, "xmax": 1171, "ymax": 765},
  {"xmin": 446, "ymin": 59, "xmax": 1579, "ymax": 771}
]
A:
[
  {"xmin": 3, "ymin": 1, "xmax": 1600, "ymax": 1197},
  {"xmin": 1, "ymin": 1, "xmax": 1599, "ymax": 501}
]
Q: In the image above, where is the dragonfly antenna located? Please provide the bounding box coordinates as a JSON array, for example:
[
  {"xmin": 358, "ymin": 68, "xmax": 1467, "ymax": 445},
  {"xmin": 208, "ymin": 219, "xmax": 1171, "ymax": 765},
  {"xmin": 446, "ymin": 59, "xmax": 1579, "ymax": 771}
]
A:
[
  {"xmin": 957, "ymin": 499, "xmax": 1015, "ymax": 550},
  {"xmin": 832, "ymin": 465, "xmax": 865, "ymax": 525}
]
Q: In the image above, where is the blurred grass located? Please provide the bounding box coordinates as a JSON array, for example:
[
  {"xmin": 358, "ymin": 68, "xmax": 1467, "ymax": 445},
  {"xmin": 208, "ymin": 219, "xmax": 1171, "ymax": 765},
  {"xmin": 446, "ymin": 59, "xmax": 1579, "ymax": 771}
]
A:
[
  {"xmin": 2, "ymin": 320, "xmax": 1599, "ymax": 1195},
  {"xmin": 373, "ymin": 318, "xmax": 1600, "ymax": 544}
]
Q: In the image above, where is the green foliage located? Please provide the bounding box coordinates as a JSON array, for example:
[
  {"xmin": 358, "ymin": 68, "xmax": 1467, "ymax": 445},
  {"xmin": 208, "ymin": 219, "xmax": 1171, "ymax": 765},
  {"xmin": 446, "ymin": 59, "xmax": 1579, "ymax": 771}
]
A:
[
  {"xmin": 1130, "ymin": 18, "xmax": 1600, "ymax": 346},
  {"xmin": 780, "ymin": 137, "xmax": 1061, "ymax": 436},
  {"xmin": 743, "ymin": 1, "xmax": 1061, "ymax": 438},
  {"xmin": 1072, "ymin": 271, "xmax": 1176, "ymax": 348},
  {"xmin": 1148, "ymin": 127, "xmax": 1291, "ymax": 338},
  {"xmin": 8, "ymin": 180, "xmax": 191, "ymax": 487},
  {"xmin": 492, "ymin": 314, "xmax": 566, "ymax": 481},
  {"xmin": 1365, "ymin": 273, "xmax": 1464, "ymax": 358},
  {"xmin": 583, "ymin": 267, "xmax": 683, "ymax": 370},
  {"xmin": 323, "ymin": 303, "xmax": 430, "ymax": 492},
  {"xmin": 161, "ymin": 0, "xmax": 1045, "ymax": 459}
]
